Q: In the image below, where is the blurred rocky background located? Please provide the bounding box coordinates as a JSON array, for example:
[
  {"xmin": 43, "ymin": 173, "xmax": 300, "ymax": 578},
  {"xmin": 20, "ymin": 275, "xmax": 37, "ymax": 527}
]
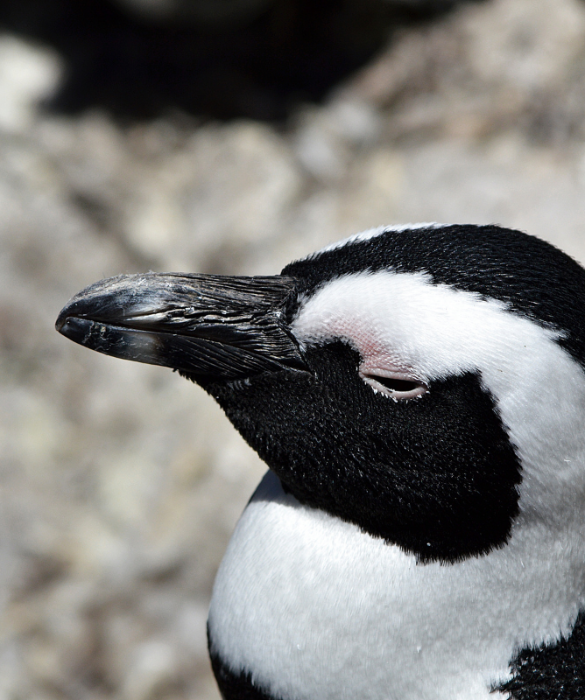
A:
[{"xmin": 2, "ymin": 0, "xmax": 585, "ymax": 698}]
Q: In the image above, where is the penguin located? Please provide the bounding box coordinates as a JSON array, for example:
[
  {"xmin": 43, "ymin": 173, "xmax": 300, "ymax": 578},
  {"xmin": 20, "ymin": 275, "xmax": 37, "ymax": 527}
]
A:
[{"xmin": 56, "ymin": 223, "xmax": 585, "ymax": 700}]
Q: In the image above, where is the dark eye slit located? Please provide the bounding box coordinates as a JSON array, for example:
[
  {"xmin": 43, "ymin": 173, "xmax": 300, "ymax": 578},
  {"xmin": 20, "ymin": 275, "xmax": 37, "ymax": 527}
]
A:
[{"xmin": 375, "ymin": 377, "xmax": 420, "ymax": 393}]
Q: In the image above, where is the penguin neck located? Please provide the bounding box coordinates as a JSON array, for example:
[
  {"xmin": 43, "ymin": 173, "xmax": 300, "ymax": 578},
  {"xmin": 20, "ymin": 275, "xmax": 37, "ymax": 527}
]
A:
[{"xmin": 208, "ymin": 471, "xmax": 585, "ymax": 700}]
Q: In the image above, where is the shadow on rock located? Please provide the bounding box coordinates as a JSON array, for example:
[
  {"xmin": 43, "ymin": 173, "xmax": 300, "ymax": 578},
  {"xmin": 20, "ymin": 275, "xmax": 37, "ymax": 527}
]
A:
[{"xmin": 0, "ymin": 0, "xmax": 484, "ymax": 122}]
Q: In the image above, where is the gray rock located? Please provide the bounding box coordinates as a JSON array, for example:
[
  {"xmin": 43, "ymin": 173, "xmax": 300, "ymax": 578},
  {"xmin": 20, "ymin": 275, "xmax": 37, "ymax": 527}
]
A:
[{"xmin": 3, "ymin": 0, "xmax": 585, "ymax": 698}]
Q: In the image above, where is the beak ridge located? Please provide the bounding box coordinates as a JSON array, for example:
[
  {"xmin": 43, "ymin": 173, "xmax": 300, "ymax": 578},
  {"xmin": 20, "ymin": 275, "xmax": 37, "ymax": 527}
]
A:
[{"xmin": 56, "ymin": 272, "xmax": 307, "ymax": 380}]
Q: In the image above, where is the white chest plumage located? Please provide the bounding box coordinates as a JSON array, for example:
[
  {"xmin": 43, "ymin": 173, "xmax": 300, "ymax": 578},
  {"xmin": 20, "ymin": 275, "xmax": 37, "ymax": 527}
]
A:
[{"xmin": 208, "ymin": 471, "xmax": 585, "ymax": 700}]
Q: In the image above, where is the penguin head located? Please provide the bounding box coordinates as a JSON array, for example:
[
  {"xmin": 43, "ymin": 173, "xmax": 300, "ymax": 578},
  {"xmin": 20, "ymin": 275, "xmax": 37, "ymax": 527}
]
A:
[{"xmin": 56, "ymin": 224, "xmax": 585, "ymax": 563}]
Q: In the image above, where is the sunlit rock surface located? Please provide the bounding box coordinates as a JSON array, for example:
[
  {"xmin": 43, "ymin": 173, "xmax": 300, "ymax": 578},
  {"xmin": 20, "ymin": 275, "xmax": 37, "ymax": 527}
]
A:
[{"xmin": 2, "ymin": 0, "xmax": 585, "ymax": 697}]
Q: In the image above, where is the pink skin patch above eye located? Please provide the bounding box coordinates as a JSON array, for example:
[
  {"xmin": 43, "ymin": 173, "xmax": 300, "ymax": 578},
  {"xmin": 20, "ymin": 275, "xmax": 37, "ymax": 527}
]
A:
[{"xmin": 320, "ymin": 319, "xmax": 427, "ymax": 398}]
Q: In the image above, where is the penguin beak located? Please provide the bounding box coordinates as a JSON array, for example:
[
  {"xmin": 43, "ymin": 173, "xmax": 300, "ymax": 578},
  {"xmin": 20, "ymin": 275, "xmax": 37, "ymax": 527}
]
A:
[{"xmin": 55, "ymin": 273, "xmax": 307, "ymax": 380}]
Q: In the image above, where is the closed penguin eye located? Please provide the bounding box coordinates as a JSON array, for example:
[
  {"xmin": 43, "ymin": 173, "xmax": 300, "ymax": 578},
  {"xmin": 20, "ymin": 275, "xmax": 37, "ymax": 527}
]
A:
[{"xmin": 360, "ymin": 372, "xmax": 428, "ymax": 400}]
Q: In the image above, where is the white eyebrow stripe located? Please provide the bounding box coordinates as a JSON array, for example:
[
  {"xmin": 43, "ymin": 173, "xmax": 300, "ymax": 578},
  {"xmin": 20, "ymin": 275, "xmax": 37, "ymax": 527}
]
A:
[{"xmin": 291, "ymin": 269, "xmax": 562, "ymax": 380}]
